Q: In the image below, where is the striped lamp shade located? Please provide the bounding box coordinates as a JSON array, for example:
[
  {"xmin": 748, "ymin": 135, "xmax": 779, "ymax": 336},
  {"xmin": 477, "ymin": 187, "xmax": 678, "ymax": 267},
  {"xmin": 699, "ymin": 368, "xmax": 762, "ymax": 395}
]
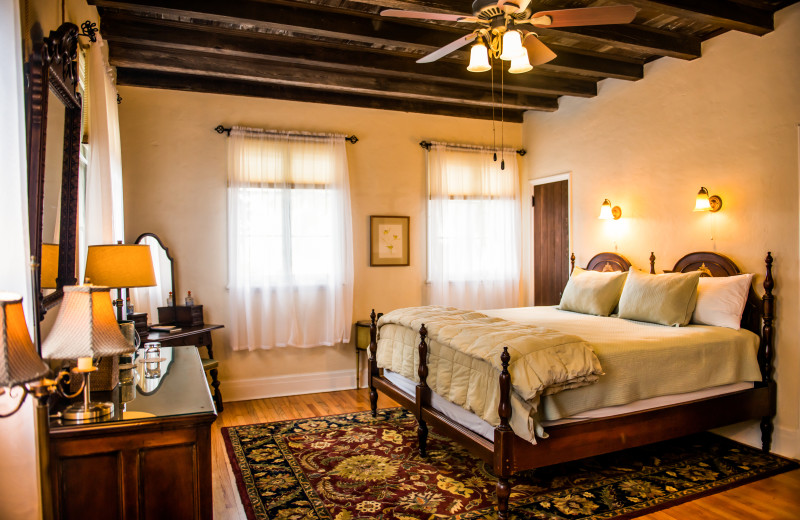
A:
[
  {"xmin": 0, "ymin": 293, "xmax": 49, "ymax": 387},
  {"xmin": 41, "ymin": 285, "xmax": 133, "ymax": 360}
]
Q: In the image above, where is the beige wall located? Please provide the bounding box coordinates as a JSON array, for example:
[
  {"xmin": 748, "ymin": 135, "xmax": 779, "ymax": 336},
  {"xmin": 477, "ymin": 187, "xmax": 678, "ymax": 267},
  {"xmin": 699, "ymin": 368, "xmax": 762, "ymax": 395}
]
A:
[
  {"xmin": 119, "ymin": 88, "xmax": 521, "ymax": 396},
  {"xmin": 522, "ymin": 4, "xmax": 800, "ymax": 457}
]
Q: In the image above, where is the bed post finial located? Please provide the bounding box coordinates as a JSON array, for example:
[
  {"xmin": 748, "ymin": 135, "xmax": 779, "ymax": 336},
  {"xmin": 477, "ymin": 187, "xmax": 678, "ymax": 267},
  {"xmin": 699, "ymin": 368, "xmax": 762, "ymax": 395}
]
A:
[
  {"xmin": 368, "ymin": 309, "xmax": 379, "ymax": 417},
  {"xmin": 570, "ymin": 253, "xmax": 575, "ymax": 275},
  {"xmin": 417, "ymin": 324, "xmax": 430, "ymax": 457},
  {"xmin": 760, "ymin": 252, "xmax": 775, "ymax": 452},
  {"xmin": 649, "ymin": 252, "xmax": 656, "ymax": 274}
]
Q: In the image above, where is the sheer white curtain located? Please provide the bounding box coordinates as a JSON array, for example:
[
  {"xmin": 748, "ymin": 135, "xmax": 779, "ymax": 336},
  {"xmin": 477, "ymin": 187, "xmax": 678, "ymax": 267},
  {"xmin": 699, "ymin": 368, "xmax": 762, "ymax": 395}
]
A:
[
  {"xmin": 227, "ymin": 127, "xmax": 354, "ymax": 350},
  {"xmin": 427, "ymin": 143, "xmax": 520, "ymax": 310},
  {"xmin": 82, "ymin": 34, "xmax": 124, "ymax": 281}
]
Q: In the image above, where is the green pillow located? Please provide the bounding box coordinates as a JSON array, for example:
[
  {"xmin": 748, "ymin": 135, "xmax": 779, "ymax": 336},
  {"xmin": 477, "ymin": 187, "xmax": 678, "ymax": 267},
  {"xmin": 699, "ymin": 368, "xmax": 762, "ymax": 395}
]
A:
[
  {"xmin": 618, "ymin": 269, "xmax": 702, "ymax": 326},
  {"xmin": 558, "ymin": 267, "xmax": 628, "ymax": 317}
]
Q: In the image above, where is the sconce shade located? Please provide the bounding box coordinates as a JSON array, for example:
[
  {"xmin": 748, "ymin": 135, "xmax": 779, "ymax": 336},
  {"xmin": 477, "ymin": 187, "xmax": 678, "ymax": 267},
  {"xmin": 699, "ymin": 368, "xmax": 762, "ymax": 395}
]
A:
[
  {"xmin": 694, "ymin": 187, "xmax": 711, "ymax": 211},
  {"xmin": 508, "ymin": 51, "xmax": 533, "ymax": 74},
  {"xmin": 0, "ymin": 293, "xmax": 49, "ymax": 387},
  {"xmin": 467, "ymin": 43, "xmax": 491, "ymax": 72},
  {"xmin": 499, "ymin": 30, "xmax": 524, "ymax": 61},
  {"xmin": 41, "ymin": 243, "xmax": 59, "ymax": 289},
  {"xmin": 84, "ymin": 244, "xmax": 156, "ymax": 288},
  {"xmin": 40, "ymin": 285, "xmax": 133, "ymax": 360}
]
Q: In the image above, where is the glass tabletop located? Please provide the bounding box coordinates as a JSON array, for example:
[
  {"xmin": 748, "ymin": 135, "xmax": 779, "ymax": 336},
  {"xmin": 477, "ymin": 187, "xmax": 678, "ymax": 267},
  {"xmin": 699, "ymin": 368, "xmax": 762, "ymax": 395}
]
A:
[{"xmin": 50, "ymin": 346, "xmax": 216, "ymax": 429}]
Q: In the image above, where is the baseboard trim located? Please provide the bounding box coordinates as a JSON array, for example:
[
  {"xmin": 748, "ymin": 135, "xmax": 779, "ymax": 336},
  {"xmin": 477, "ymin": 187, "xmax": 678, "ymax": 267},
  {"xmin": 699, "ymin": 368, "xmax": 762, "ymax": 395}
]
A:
[{"xmin": 224, "ymin": 369, "xmax": 356, "ymax": 402}]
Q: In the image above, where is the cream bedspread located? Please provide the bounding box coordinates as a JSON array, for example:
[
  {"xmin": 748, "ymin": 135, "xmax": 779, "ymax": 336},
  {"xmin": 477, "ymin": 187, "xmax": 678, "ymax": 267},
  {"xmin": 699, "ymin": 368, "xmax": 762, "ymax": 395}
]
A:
[
  {"xmin": 486, "ymin": 306, "xmax": 762, "ymax": 421},
  {"xmin": 376, "ymin": 306, "xmax": 603, "ymax": 442}
]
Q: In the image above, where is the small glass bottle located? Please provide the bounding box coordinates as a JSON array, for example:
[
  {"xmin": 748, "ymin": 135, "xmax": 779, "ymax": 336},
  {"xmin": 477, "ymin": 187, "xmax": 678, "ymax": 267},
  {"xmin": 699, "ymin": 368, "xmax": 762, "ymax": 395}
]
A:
[
  {"xmin": 185, "ymin": 290, "xmax": 194, "ymax": 306},
  {"xmin": 125, "ymin": 297, "xmax": 134, "ymax": 315},
  {"xmin": 166, "ymin": 291, "xmax": 174, "ymax": 306}
]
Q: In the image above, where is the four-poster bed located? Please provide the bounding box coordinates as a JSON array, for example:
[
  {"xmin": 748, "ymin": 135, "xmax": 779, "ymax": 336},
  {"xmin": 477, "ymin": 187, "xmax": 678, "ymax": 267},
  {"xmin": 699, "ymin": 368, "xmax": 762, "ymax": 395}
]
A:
[{"xmin": 367, "ymin": 251, "xmax": 775, "ymax": 518}]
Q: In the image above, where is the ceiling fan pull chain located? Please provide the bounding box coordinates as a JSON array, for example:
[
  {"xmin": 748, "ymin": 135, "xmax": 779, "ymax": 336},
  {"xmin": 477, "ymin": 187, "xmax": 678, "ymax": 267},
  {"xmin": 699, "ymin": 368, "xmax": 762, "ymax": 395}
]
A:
[
  {"xmin": 501, "ymin": 62, "xmax": 505, "ymax": 170},
  {"xmin": 491, "ymin": 57, "xmax": 497, "ymax": 161}
]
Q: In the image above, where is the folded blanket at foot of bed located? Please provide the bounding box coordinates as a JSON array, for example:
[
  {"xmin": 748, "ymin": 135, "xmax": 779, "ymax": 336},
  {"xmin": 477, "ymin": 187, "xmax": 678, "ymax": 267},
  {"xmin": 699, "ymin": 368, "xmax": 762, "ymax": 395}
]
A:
[{"xmin": 376, "ymin": 306, "xmax": 603, "ymax": 443}]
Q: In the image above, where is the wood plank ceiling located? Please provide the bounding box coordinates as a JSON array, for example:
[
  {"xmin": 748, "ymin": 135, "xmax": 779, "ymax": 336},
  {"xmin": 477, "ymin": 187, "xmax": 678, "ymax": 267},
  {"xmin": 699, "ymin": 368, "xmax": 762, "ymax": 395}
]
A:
[{"xmin": 90, "ymin": 0, "xmax": 797, "ymax": 122}]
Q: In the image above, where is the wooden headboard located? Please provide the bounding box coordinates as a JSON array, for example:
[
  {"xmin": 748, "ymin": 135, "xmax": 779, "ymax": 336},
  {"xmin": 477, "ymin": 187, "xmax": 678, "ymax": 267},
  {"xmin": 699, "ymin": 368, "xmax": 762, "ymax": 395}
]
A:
[
  {"xmin": 570, "ymin": 252, "xmax": 656, "ymax": 274},
  {"xmin": 670, "ymin": 251, "xmax": 768, "ymax": 340}
]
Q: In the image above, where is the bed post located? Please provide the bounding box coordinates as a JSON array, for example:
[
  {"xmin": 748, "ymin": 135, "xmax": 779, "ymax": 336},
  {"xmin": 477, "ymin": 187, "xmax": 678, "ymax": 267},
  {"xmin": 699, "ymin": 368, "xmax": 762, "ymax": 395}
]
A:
[
  {"xmin": 570, "ymin": 253, "xmax": 575, "ymax": 274},
  {"xmin": 416, "ymin": 324, "xmax": 431, "ymax": 457},
  {"xmin": 368, "ymin": 309, "xmax": 379, "ymax": 417},
  {"xmin": 649, "ymin": 251, "xmax": 656, "ymax": 274},
  {"xmin": 759, "ymin": 252, "xmax": 775, "ymax": 452},
  {"xmin": 495, "ymin": 347, "xmax": 514, "ymax": 520}
]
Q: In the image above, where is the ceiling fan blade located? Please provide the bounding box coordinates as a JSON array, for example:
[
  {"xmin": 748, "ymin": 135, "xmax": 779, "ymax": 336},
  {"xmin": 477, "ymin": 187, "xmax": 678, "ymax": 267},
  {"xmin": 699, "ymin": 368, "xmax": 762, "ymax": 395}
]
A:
[
  {"xmin": 531, "ymin": 5, "xmax": 637, "ymax": 28},
  {"xmin": 522, "ymin": 33, "xmax": 557, "ymax": 66},
  {"xmin": 417, "ymin": 33, "xmax": 477, "ymax": 64},
  {"xmin": 380, "ymin": 9, "xmax": 474, "ymax": 23}
]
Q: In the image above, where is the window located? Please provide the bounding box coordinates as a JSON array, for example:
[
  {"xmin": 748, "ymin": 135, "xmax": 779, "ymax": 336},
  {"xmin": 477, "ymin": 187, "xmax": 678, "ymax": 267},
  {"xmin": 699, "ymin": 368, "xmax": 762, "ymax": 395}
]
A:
[
  {"xmin": 227, "ymin": 128, "xmax": 353, "ymax": 350},
  {"xmin": 427, "ymin": 144, "xmax": 520, "ymax": 310}
]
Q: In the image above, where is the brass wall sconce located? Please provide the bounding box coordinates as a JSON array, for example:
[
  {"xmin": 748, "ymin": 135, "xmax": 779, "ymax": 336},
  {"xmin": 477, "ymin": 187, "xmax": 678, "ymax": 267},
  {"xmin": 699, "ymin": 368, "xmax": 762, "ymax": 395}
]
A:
[
  {"xmin": 693, "ymin": 187, "xmax": 722, "ymax": 212},
  {"xmin": 598, "ymin": 199, "xmax": 622, "ymax": 220}
]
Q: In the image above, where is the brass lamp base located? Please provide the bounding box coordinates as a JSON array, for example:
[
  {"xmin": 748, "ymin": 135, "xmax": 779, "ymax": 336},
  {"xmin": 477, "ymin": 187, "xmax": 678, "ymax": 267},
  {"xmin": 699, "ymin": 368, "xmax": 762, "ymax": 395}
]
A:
[{"xmin": 62, "ymin": 401, "xmax": 114, "ymax": 422}]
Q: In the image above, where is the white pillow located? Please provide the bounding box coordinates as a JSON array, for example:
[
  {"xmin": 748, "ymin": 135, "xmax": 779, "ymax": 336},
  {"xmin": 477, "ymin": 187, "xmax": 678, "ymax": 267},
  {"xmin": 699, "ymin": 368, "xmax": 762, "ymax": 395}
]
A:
[{"xmin": 691, "ymin": 274, "xmax": 754, "ymax": 329}]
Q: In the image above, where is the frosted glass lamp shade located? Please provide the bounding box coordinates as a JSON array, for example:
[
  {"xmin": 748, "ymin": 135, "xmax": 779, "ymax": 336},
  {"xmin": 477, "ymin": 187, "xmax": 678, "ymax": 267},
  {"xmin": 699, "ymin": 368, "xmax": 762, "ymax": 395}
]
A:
[
  {"xmin": 508, "ymin": 52, "xmax": 533, "ymax": 74},
  {"xmin": 694, "ymin": 187, "xmax": 711, "ymax": 211},
  {"xmin": 0, "ymin": 293, "xmax": 49, "ymax": 387},
  {"xmin": 599, "ymin": 199, "xmax": 622, "ymax": 220},
  {"xmin": 41, "ymin": 285, "xmax": 133, "ymax": 360},
  {"xmin": 467, "ymin": 43, "xmax": 491, "ymax": 72},
  {"xmin": 41, "ymin": 243, "xmax": 59, "ymax": 289},
  {"xmin": 499, "ymin": 30, "xmax": 524, "ymax": 61},
  {"xmin": 84, "ymin": 244, "xmax": 156, "ymax": 288}
]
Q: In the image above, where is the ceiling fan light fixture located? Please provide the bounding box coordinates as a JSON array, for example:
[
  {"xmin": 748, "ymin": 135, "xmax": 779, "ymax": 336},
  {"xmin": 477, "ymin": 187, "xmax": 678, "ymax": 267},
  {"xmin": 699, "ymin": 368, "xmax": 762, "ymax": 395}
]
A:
[
  {"xmin": 467, "ymin": 42, "xmax": 491, "ymax": 72},
  {"xmin": 508, "ymin": 51, "xmax": 532, "ymax": 73},
  {"xmin": 499, "ymin": 30, "xmax": 524, "ymax": 61}
]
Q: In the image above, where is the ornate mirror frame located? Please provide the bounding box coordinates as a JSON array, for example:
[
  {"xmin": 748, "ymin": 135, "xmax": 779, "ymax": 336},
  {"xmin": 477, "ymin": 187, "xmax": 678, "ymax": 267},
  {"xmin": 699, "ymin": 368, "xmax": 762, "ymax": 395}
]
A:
[
  {"xmin": 26, "ymin": 23, "xmax": 82, "ymax": 323},
  {"xmin": 134, "ymin": 232, "xmax": 177, "ymax": 310}
]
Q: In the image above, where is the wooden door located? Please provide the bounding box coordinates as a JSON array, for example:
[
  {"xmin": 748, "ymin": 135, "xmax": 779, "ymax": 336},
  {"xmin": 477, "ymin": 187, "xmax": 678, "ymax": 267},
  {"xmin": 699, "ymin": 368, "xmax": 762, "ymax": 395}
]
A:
[{"xmin": 533, "ymin": 179, "xmax": 570, "ymax": 306}]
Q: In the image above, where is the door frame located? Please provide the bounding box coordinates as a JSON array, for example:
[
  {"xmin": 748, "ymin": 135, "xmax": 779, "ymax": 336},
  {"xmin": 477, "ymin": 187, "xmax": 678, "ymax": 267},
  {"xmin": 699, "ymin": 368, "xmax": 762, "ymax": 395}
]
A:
[{"xmin": 529, "ymin": 172, "xmax": 572, "ymax": 306}]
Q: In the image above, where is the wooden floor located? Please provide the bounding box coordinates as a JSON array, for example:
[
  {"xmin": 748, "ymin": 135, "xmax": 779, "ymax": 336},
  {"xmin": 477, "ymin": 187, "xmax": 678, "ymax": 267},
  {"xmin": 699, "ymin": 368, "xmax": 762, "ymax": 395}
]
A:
[{"xmin": 212, "ymin": 389, "xmax": 800, "ymax": 519}]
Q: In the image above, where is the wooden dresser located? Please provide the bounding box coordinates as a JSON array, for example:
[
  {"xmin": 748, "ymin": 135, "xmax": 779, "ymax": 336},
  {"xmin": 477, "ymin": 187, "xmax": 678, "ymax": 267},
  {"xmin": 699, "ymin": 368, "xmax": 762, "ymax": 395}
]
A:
[{"xmin": 48, "ymin": 347, "xmax": 217, "ymax": 519}]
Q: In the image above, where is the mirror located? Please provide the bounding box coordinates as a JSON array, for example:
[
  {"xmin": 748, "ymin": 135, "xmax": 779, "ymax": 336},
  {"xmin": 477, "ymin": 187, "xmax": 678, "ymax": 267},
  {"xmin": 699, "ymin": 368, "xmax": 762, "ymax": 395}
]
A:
[
  {"xmin": 26, "ymin": 23, "xmax": 82, "ymax": 328},
  {"xmin": 131, "ymin": 233, "xmax": 176, "ymax": 322}
]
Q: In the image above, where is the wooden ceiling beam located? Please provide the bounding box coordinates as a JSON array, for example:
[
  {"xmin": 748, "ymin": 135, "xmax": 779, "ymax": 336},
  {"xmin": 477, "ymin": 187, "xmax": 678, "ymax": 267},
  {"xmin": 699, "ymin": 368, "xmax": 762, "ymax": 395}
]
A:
[
  {"xmin": 109, "ymin": 43, "xmax": 560, "ymax": 111},
  {"xmin": 116, "ymin": 68, "xmax": 527, "ymax": 122},
  {"xmin": 91, "ymin": 0, "xmax": 644, "ymax": 79},
  {"xmin": 99, "ymin": 13, "xmax": 598, "ymax": 98},
  {"xmin": 622, "ymin": 0, "xmax": 774, "ymax": 36}
]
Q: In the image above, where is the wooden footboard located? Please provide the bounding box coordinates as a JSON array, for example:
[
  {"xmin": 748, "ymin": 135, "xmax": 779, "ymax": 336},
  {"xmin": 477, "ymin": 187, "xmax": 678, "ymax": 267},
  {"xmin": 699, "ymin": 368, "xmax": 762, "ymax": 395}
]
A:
[{"xmin": 368, "ymin": 252, "xmax": 776, "ymax": 520}]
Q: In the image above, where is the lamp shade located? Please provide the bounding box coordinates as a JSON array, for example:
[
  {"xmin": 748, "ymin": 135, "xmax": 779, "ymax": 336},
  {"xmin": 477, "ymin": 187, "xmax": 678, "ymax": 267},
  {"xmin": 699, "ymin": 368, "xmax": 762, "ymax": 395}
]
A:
[
  {"xmin": 508, "ymin": 51, "xmax": 533, "ymax": 74},
  {"xmin": 467, "ymin": 43, "xmax": 491, "ymax": 72},
  {"xmin": 0, "ymin": 293, "xmax": 49, "ymax": 387},
  {"xmin": 599, "ymin": 199, "xmax": 614, "ymax": 220},
  {"xmin": 694, "ymin": 187, "xmax": 711, "ymax": 211},
  {"xmin": 41, "ymin": 285, "xmax": 133, "ymax": 360},
  {"xmin": 499, "ymin": 30, "xmax": 524, "ymax": 61},
  {"xmin": 41, "ymin": 243, "xmax": 59, "ymax": 289},
  {"xmin": 84, "ymin": 244, "xmax": 156, "ymax": 288}
]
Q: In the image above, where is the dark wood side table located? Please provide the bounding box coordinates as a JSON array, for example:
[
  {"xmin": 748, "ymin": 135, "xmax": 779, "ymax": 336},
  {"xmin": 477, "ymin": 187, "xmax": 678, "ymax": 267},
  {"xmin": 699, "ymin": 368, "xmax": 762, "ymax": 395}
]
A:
[
  {"xmin": 144, "ymin": 324, "xmax": 224, "ymax": 411},
  {"xmin": 49, "ymin": 347, "xmax": 217, "ymax": 520}
]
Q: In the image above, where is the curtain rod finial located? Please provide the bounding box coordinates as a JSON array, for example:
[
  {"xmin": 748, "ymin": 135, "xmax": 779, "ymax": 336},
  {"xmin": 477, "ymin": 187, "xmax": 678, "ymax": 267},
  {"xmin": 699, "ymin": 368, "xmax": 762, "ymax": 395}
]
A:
[{"xmin": 215, "ymin": 125, "xmax": 232, "ymax": 136}]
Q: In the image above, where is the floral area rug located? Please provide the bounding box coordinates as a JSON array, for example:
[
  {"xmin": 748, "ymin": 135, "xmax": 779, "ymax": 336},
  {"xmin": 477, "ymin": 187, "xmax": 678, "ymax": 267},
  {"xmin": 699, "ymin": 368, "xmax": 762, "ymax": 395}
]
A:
[{"xmin": 223, "ymin": 408, "xmax": 798, "ymax": 520}]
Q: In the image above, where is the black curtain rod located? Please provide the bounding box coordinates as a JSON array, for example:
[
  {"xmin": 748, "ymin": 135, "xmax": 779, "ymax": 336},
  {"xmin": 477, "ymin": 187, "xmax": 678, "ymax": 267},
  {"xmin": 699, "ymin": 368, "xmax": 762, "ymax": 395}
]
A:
[
  {"xmin": 214, "ymin": 125, "xmax": 358, "ymax": 144},
  {"xmin": 419, "ymin": 140, "xmax": 526, "ymax": 156}
]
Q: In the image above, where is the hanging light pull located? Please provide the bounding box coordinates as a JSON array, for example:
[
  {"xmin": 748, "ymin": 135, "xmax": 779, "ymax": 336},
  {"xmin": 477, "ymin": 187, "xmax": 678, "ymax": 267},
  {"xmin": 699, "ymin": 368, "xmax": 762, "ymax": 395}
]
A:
[
  {"xmin": 501, "ymin": 159, "xmax": 505, "ymax": 170},
  {"xmin": 493, "ymin": 152, "xmax": 497, "ymax": 161}
]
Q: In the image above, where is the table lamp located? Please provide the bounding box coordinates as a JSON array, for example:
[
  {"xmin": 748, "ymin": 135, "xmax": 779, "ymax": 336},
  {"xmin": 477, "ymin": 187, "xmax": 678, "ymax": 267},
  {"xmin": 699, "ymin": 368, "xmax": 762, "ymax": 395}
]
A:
[
  {"xmin": 84, "ymin": 243, "xmax": 156, "ymax": 321},
  {"xmin": 40, "ymin": 285, "xmax": 134, "ymax": 421},
  {"xmin": 40, "ymin": 243, "xmax": 59, "ymax": 290}
]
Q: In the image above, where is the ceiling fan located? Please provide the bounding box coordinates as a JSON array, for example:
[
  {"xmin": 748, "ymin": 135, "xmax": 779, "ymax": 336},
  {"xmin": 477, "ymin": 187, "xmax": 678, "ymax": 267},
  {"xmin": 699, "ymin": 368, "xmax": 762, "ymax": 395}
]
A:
[{"xmin": 381, "ymin": 1, "xmax": 637, "ymax": 72}]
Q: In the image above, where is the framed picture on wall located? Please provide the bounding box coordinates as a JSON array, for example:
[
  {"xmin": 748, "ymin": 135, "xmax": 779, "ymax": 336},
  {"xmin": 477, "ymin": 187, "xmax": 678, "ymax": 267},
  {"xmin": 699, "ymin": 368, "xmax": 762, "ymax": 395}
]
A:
[{"xmin": 370, "ymin": 216, "xmax": 410, "ymax": 266}]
